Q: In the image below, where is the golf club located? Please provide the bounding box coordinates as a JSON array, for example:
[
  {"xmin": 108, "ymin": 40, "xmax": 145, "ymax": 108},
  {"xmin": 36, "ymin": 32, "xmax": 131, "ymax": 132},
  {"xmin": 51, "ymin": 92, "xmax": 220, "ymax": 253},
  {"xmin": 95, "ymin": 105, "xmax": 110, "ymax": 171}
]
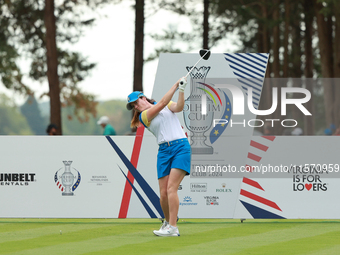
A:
[{"xmin": 180, "ymin": 49, "xmax": 211, "ymax": 85}]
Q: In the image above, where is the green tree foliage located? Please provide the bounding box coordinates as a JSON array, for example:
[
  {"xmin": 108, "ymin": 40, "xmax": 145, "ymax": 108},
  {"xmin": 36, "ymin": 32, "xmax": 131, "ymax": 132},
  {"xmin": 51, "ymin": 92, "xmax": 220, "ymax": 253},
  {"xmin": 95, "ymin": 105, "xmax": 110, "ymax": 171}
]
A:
[
  {"xmin": 20, "ymin": 95, "xmax": 46, "ymax": 135},
  {"xmin": 96, "ymin": 100, "xmax": 132, "ymax": 135},
  {"xmin": 145, "ymin": 24, "xmax": 195, "ymax": 62},
  {"xmin": 49, "ymin": 99, "xmax": 131, "ymax": 135},
  {"xmin": 0, "ymin": 0, "xmax": 113, "ymax": 132},
  {"xmin": 0, "ymin": 94, "xmax": 32, "ymax": 135},
  {"xmin": 147, "ymin": 0, "xmax": 340, "ymax": 135},
  {"xmin": 0, "ymin": 5, "xmax": 29, "ymax": 94},
  {"xmin": 145, "ymin": 0, "xmax": 201, "ymax": 61},
  {"xmin": 62, "ymin": 106, "xmax": 102, "ymax": 135}
]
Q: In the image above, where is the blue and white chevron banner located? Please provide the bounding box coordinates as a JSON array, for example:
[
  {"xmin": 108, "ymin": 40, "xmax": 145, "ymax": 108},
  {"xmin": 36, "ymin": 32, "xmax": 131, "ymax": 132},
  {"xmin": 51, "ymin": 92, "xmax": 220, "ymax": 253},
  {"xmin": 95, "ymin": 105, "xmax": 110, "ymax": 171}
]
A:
[{"xmin": 224, "ymin": 53, "xmax": 269, "ymax": 109}]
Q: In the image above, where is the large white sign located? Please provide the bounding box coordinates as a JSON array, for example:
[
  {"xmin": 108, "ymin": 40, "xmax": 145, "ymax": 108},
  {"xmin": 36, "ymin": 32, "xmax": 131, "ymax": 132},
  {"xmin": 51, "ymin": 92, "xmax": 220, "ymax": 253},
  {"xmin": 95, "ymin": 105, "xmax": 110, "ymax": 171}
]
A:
[
  {"xmin": 1, "ymin": 135, "xmax": 339, "ymax": 219},
  {"xmin": 1, "ymin": 53, "xmax": 338, "ymax": 219}
]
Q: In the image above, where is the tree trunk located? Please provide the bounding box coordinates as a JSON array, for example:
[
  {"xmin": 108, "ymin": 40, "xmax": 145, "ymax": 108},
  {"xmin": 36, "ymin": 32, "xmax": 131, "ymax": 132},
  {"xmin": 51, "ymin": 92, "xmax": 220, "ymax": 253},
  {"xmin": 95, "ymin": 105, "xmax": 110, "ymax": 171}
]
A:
[
  {"xmin": 283, "ymin": 0, "xmax": 290, "ymax": 78},
  {"xmin": 290, "ymin": 1, "xmax": 302, "ymax": 78},
  {"xmin": 289, "ymin": 1, "xmax": 304, "ymax": 128},
  {"xmin": 314, "ymin": 0, "xmax": 334, "ymax": 78},
  {"xmin": 314, "ymin": 0, "xmax": 334, "ymax": 126},
  {"xmin": 203, "ymin": 0, "xmax": 209, "ymax": 49},
  {"xmin": 44, "ymin": 0, "xmax": 62, "ymax": 135},
  {"xmin": 133, "ymin": 0, "xmax": 144, "ymax": 93},
  {"xmin": 258, "ymin": 3, "xmax": 273, "ymax": 135},
  {"xmin": 261, "ymin": 2, "xmax": 270, "ymax": 79},
  {"xmin": 132, "ymin": 0, "xmax": 144, "ymax": 132},
  {"xmin": 257, "ymin": 18, "xmax": 264, "ymax": 53},
  {"xmin": 333, "ymin": 1, "xmax": 340, "ymax": 128},
  {"xmin": 304, "ymin": 0, "xmax": 315, "ymax": 135},
  {"xmin": 272, "ymin": 0, "xmax": 280, "ymax": 78},
  {"xmin": 272, "ymin": 0, "xmax": 282, "ymax": 135}
]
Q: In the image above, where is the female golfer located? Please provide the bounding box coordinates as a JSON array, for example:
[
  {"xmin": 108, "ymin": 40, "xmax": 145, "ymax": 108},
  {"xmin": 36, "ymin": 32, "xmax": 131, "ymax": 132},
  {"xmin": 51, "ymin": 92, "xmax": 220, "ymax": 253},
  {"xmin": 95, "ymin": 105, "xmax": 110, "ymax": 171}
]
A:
[{"xmin": 126, "ymin": 77, "xmax": 190, "ymax": 237}]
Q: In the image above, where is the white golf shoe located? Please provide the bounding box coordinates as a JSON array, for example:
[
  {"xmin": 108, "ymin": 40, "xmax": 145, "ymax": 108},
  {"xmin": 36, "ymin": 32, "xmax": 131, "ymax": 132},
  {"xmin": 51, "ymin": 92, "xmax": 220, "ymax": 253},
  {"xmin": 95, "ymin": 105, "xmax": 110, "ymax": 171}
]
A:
[
  {"xmin": 153, "ymin": 220, "xmax": 168, "ymax": 235},
  {"xmin": 153, "ymin": 225, "xmax": 180, "ymax": 237}
]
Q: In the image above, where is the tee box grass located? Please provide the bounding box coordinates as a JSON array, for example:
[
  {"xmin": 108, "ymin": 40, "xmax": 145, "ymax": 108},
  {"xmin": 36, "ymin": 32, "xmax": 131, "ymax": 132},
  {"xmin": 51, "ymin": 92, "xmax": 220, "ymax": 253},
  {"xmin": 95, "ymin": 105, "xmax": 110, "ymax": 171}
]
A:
[{"xmin": 0, "ymin": 218, "xmax": 339, "ymax": 254}]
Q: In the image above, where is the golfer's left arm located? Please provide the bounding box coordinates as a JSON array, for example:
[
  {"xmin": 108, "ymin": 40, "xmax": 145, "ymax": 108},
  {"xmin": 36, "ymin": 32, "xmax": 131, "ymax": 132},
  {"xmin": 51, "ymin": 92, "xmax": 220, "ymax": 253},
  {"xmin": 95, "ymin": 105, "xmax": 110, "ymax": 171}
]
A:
[
  {"xmin": 169, "ymin": 91, "xmax": 184, "ymax": 113},
  {"xmin": 169, "ymin": 77, "xmax": 186, "ymax": 113}
]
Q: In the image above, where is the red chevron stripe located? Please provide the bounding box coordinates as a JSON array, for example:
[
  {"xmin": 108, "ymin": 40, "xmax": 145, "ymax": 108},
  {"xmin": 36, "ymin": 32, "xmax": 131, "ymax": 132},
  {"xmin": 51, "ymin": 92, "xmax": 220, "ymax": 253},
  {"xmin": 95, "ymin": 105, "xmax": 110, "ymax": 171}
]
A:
[
  {"xmin": 248, "ymin": 152, "xmax": 261, "ymax": 162},
  {"xmin": 250, "ymin": 140, "xmax": 268, "ymax": 152},
  {"xmin": 262, "ymin": 136, "xmax": 276, "ymax": 141},
  {"xmin": 245, "ymin": 165, "xmax": 253, "ymax": 172},
  {"xmin": 118, "ymin": 126, "xmax": 145, "ymax": 218},
  {"xmin": 240, "ymin": 189, "xmax": 281, "ymax": 211},
  {"xmin": 242, "ymin": 177, "xmax": 264, "ymax": 191}
]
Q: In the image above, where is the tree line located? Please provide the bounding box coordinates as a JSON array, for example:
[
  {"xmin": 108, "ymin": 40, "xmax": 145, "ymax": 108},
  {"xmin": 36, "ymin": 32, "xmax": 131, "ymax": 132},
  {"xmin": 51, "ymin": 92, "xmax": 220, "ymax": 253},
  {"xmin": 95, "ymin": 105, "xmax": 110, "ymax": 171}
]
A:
[
  {"xmin": 147, "ymin": 0, "xmax": 340, "ymax": 135},
  {"xmin": 0, "ymin": 93, "xmax": 131, "ymax": 135},
  {"xmin": 0, "ymin": 0, "xmax": 338, "ymax": 135}
]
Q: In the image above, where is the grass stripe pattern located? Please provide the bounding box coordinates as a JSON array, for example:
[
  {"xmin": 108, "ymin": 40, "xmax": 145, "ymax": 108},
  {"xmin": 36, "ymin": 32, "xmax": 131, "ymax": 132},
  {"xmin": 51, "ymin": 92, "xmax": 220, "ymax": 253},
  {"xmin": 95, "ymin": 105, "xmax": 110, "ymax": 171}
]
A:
[{"xmin": 0, "ymin": 219, "xmax": 339, "ymax": 254}]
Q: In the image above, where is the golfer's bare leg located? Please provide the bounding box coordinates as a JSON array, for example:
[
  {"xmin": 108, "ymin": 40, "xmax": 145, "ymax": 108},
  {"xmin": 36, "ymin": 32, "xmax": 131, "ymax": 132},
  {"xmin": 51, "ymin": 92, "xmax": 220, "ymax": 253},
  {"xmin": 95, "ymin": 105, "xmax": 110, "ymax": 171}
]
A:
[
  {"xmin": 158, "ymin": 175, "xmax": 170, "ymax": 222},
  {"xmin": 167, "ymin": 168, "xmax": 186, "ymax": 227}
]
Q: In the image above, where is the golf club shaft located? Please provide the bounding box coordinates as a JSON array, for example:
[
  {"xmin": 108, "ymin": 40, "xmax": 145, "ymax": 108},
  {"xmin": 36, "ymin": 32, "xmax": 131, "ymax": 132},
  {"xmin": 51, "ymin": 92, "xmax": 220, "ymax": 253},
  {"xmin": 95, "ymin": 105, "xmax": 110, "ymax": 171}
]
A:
[{"xmin": 184, "ymin": 50, "xmax": 210, "ymax": 78}]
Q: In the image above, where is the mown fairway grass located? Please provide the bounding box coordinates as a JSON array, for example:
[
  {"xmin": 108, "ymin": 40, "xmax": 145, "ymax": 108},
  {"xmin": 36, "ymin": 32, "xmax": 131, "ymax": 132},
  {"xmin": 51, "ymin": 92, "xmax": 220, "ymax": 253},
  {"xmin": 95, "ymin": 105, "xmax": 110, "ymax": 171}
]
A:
[{"xmin": 0, "ymin": 219, "xmax": 340, "ymax": 254}]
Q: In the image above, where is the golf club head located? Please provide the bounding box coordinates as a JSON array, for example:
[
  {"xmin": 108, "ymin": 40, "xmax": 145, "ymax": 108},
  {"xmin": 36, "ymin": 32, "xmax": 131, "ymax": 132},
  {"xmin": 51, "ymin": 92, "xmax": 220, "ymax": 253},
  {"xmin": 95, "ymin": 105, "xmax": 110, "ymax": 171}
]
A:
[{"xmin": 199, "ymin": 49, "xmax": 211, "ymax": 60}]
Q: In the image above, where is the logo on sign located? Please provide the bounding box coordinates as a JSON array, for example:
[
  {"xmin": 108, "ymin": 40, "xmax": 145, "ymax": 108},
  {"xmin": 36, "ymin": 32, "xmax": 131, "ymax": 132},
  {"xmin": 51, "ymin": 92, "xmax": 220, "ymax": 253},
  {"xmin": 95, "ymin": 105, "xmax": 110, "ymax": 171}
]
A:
[
  {"xmin": 0, "ymin": 173, "xmax": 36, "ymax": 186},
  {"xmin": 216, "ymin": 183, "xmax": 232, "ymax": 193},
  {"xmin": 180, "ymin": 196, "xmax": 198, "ymax": 206},
  {"xmin": 190, "ymin": 182, "xmax": 207, "ymax": 192},
  {"xmin": 54, "ymin": 161, "xmax": 81, "ymax": 196},
  {"xmin": 293, "ymin": 174, "xmax": 327, "ymax": 192},
  {"xmin": 204, "ymin": 196, "xmax": 219, "ymax": 205},
  {"xmin": 183, "ymin": 67, "xmax": 232, "ymax": 154},
  {"xmin": 292, "ymin": 165, "xmax": 328, "ymax": 191}
]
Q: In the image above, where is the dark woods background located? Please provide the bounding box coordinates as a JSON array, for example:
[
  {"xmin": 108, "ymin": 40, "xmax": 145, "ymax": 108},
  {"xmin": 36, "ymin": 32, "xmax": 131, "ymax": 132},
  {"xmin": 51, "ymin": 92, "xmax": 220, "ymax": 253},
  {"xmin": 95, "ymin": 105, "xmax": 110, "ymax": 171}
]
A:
[{"xmin": 0, "ymin": 0, "xmax": 338, "ymax": 135}]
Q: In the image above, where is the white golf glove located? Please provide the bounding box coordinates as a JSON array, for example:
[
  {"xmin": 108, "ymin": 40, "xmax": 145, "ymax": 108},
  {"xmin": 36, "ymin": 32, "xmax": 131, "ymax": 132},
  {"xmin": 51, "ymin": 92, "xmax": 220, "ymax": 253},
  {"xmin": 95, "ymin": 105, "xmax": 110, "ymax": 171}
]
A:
[{"xmin": 179, "ymin": 77, "xmax": 187, "ymax": 92}]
